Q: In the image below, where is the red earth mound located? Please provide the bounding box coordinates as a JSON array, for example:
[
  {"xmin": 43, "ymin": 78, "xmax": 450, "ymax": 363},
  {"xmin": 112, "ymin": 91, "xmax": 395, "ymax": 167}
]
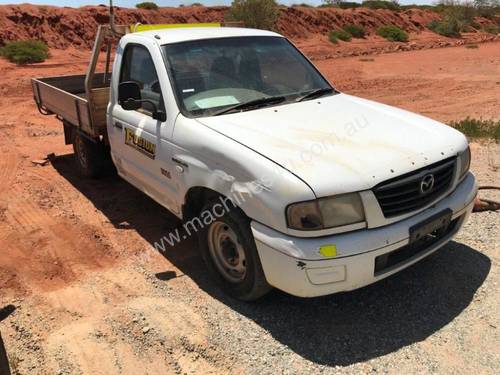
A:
[
  {"xmin": 0, "ymin": 4, "xmax": 228, "ymax": 49},
  {"xmin": 0, "ymin": 4, "xmax": 497, "ymax": 60},
  {"xmin": 277, "ymin": 6, "xmax": 441, "ymax": 38},
  {"xmin": 0, "ymin": 4, "xmax": 447, "ymax": 49}
]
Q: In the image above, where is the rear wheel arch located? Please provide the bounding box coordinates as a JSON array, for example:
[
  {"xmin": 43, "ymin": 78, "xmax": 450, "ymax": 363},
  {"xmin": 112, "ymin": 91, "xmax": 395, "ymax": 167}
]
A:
[
  {"xmin": 72, "ymin": 131, "xmax": 105, "ymax": 178},
  {"xmin": 63, "ymin": 120, "xmax": 75, "ymax": 145}
]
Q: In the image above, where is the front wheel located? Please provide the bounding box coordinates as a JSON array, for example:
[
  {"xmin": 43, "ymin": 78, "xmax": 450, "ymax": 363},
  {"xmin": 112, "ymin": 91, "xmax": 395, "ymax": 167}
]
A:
[{"xmin": 197, "ymin": 201, "xmax": 271, "ymax": 301}]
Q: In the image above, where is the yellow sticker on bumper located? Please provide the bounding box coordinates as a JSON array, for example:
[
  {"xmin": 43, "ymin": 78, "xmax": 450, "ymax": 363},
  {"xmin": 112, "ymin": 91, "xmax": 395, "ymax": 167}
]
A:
[{"xmin": 319, "ymin": 244, "xmax": 337, "ymax": 258}]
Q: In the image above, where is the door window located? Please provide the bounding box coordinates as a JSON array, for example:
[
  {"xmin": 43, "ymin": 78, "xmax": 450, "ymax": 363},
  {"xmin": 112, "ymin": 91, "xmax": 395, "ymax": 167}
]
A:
[{"xmin": 120, "ymin": 45, "xmax": 164, "ymax": 115}]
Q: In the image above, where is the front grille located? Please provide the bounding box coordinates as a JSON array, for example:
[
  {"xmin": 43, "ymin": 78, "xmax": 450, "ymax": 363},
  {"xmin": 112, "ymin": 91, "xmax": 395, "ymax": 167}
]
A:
[
  {"xmin": 373, "ymin": 157, "xmax": 456, "ymax": 218},
  {"xmin": 374, "ymin": 216, "xmax": 460, "ymax": 275}
]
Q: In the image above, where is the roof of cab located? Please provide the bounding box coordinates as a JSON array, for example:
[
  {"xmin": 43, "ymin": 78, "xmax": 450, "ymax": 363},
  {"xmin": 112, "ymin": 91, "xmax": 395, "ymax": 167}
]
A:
[{"xmin": 130, "ymin": 27, "xmax": 282, "ymax": 44}]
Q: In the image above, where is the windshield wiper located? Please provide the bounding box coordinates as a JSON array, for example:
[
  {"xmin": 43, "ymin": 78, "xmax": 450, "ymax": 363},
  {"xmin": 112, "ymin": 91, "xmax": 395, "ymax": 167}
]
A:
[
  {"xmin": 213, "ymin": 96, "xmax": 286, "ymax": 116},
  {"xmin": 295, "ymin": 87, "xmax": 335, "ymax": 102}
]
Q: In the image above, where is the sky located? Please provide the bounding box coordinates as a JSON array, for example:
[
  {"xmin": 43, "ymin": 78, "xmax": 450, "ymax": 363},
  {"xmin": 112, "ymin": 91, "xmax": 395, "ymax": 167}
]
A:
[{"xmin": 0, "ymin": 1, "xmax": 437, "ymax": 7}]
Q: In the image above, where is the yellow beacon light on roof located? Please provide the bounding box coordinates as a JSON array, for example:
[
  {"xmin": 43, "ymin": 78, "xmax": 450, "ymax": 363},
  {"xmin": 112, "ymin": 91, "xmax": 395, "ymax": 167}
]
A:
[{"xmin": 131, "ymin": 23, "xmax": 221, "ymax": 33}]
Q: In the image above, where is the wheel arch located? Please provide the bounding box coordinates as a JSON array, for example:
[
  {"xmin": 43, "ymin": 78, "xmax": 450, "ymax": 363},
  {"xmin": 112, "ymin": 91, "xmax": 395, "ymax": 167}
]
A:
[
  {"xmin": 63, "ymin": 120, "xmax": 75, "ymax": 145},
  {"xmin": 182, "ymin": 186, "xmax": 247, "ymax": 222}
]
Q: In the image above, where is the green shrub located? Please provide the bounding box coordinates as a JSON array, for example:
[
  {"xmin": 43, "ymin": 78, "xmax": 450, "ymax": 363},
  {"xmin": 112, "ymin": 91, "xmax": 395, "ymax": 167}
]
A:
[
  {"xmin": 474, "ymin": 0, "xmax": 500, "ymax": 19},
  {"xmin": 376, "ymin": 25, "xmax": 409, "ymax": 42},
  {"xmin": 427, "ymin": 18, "xmax": 462, "ymax": 37},
  {"xmin": 400, "ymin": 4, "xmax": 436, "ymax": 10},
  {"xmin": 483, "ymin": 24, "xmax": 499, "ymax": 34},
  {"xmin": 427, "ymin": 20, "xmax": 440, "ymax": 30},
  {"xmin": 341, "ymin": 1, "xmax": 362, "ymax": 8},
  {"xmin": 320, "ymin": 1, "xmax": 361, "ymax": 9},
  {"xmin": 464, "ymin": 43, "xmax": 479, "ymax": 48},
  {"xmin": 329, "ymin": 29, "xmax": 352, "ymax": 43},
  {"xmin": 231, "ymin": 0, "xmax": 279, "ymax": 30},
  {"xmin": 343, "ymin": 24, "xmax": 366, "ymax": 38},
  {"xmin": 0, "ymin": 40, "xmax": 49, "ymax": 65},
  {"xmin": 470, "ymin": 21, "xmax": 481, "ymax": 29},
  {"xmin": 338, "ymin": 1, "xmax": 361, "ymax": 8},
  {"xmin": 362, "ymin": 0, "xmax": 400, "ymax": 10},
  {"xmin": 136, "ymin": 2, "xmax": 158, "ymax": 10},
  {"xmin": 329, "ymin": 34, "xmax": 339, "ymax": 43},
  {"xmin": 428, "ymin": 1, "xmax": 490, "ymax": 37},
  {"xmin": 449, "ymin": 117, "xmax": 500, "ymax": 140}
]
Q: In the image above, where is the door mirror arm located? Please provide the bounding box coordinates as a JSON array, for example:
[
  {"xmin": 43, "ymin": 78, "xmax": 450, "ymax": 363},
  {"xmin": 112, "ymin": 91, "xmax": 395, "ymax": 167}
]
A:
[
  {"xmin": 152, "ymin": 109, "xmax": 167, "ymax": 122},
  {"xmin": 122, "ymin": 98, "xmax": 166, "ymax": 122}
]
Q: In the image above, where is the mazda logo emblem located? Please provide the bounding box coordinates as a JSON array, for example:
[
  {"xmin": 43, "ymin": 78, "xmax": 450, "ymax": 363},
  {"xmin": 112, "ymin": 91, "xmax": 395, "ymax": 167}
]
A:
[{"xmin": 420, "ymin": 174, "xmax": 435, "ymax": 194}]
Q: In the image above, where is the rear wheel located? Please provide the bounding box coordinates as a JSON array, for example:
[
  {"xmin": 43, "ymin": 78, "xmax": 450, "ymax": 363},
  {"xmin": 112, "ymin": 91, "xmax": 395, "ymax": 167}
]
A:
[
  {"xmin": 198, "ymin": 200, "xmax": 271, "ymax": 301},
  {"xmin": 73, "ymin": 132, "xmax": 104, "ymax": 178}
]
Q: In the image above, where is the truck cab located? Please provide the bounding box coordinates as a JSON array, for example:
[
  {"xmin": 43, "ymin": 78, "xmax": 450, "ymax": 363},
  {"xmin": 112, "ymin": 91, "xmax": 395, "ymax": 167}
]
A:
[{"xmin": 33, "ymin": 25, "xmax": 477, "ymax": 300}]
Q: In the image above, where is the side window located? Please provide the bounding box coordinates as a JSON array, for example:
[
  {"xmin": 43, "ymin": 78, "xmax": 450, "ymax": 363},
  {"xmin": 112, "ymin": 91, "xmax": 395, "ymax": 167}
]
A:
[{"xmin": 120, "ymin": 45, "xmax": 164, "ymax": 114}]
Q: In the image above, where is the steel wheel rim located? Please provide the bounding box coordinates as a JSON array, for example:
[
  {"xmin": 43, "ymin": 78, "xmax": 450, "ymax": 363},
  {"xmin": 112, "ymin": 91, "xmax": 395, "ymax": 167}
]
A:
[
  {"xmin": 207, "ymin": 221, "xmax": 246, "ymax": 283},
  {"xmin": 75, "ymin": 136, "xmax": 88, "ymax": 169}
]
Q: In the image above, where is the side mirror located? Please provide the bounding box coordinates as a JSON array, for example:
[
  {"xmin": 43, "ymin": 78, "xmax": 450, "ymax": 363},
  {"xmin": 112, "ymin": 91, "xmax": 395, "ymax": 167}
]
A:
[
  {"xmin": 118, "ymin": 81, "xmax": 167, "ymax": 122},
  {"xmin": 118, "ymin": 81, "xmax": 141, "ymax": 110}
]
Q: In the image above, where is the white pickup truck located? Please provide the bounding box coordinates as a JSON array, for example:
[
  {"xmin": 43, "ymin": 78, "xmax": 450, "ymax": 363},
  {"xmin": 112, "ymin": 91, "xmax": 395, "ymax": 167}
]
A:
[{"xmin": 32, "ymin": 24, "xmax": 477, "ymax": 300}]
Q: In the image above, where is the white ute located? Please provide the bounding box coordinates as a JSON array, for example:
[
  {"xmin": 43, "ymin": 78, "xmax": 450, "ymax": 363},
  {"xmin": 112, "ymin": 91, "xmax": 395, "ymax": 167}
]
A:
[{"xmin": 32, "ymin": 24, "xmax": 477, "ymax": 300}]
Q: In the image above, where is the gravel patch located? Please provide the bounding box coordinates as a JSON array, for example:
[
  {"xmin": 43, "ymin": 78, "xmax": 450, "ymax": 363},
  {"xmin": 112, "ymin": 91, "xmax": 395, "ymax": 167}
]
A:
[{"xmin": 161, "ymin": 210, "xmax": 498, "ymax": 374}]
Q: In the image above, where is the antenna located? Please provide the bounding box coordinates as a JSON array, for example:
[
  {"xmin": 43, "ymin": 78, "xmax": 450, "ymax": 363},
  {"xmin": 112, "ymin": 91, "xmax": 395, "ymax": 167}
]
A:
[{"xmin": 109, "ymin": 0, "xmax": 119, "ymax": 35}]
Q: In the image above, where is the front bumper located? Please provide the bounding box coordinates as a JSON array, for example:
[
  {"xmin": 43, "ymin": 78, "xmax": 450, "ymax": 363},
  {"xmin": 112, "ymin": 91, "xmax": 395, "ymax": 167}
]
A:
[{"xmin": 252, "ymin": 173, "xmax": 477, "ymax": 298}]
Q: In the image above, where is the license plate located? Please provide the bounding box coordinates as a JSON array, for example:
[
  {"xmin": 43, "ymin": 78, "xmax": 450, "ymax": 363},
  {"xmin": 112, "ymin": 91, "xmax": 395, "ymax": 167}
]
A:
[{"xmin": 409, "ymin": 209, "xmax": 452, "ymax": 243}]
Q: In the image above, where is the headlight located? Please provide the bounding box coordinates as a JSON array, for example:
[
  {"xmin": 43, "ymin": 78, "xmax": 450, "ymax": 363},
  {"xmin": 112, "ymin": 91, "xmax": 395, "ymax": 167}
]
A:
[
  {"xmin": 286, "ymin": 193, "xmax": 365, "ymax": 231},
  {"xmin": 458, "ymin": 146, "xmax": 471, "ymax": 179}
]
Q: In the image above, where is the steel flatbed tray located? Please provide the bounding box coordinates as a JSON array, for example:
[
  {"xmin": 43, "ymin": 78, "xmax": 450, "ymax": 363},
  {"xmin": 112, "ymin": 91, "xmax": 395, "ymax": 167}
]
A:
[{"xmin": 32, "ymin": 73, "xmax": 110, "ymax": 137}]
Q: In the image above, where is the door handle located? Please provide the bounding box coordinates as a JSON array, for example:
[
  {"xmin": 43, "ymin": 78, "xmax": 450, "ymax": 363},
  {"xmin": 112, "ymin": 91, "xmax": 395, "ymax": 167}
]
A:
[{"xmin": 114, "ymin": 121, "xmax": 123, "ymax": 129}]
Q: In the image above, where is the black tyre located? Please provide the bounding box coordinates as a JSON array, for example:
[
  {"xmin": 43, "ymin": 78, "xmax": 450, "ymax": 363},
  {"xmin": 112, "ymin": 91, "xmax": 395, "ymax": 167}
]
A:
[
  {"xmin": 0, "ymin": 332, "xmax": 10, "ymax": 375},
  {"xmin": 72, "ymin": 132, "xmax": 105, "ymax": 178},
  {"xmin": 197, "ymin": 201, "xmax": 272, "ymax": 301}
]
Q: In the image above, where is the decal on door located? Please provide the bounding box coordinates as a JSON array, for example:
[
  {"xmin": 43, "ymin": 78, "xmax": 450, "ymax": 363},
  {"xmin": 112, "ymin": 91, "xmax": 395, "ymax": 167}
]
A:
[{"xmin": 124, "ymin": 128, "xmax": 156, "ymax": 159}]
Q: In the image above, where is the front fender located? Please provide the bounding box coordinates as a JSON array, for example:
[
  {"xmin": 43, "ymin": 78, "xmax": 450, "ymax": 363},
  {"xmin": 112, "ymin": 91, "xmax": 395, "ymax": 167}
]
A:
[{"xmin": 171, "ymin": 115, "xmax": 315, "ymax": 233}]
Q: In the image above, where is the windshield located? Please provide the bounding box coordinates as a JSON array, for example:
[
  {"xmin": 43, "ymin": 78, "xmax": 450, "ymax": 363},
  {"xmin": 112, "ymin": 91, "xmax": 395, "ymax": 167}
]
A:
[{"xmin": 163, "ymin": 36, "xmax": 334, "ymax": 117}]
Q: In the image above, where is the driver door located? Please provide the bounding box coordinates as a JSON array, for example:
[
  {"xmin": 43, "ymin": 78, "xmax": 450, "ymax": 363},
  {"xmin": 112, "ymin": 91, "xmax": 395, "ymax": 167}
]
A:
[{"xmin": 109, "ymin": 44, "xmax": 175, "ymax": 210}]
